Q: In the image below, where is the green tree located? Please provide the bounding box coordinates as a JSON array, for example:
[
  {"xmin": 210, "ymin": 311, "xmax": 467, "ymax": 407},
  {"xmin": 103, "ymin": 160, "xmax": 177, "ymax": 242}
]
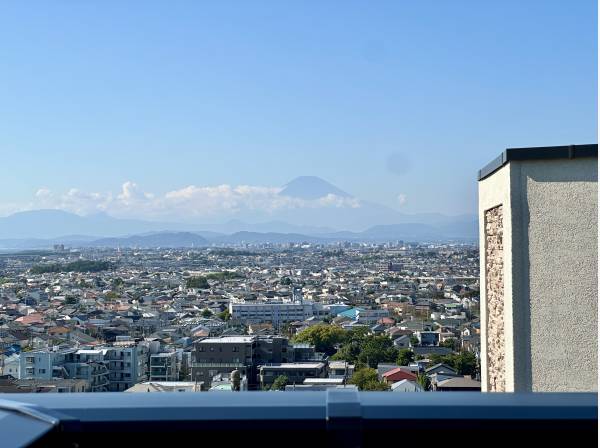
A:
[
  {"xmin": 396, "ymin": 349, "xmax": 415, "ymax": 366},
  {"xmin": 201, "ymin": 309, "xmax": 213, "ymax": 318},
  {"xmin": 362, "ymin": 380, "xmax": 391, "ymax": 391},
  {"xmin": 453, "ymin": 351, "xmax": 478, "ymax": 376},
  {"xmin": 105, "ymin": 291, "xmax": 119, "ymax": 300},
  {"xmin": 350, "ymin": 367, "xmax": 379, "ymax": 390},
  {"xmin": 186, "ymin": 277, "xmax": 209, "ymax": 289},
  {"xmin": 292, "ymin": 324, "xmax": 347, "ymax": 355},
  {"xmin": 205, "ymin": 271, "xmax": 244, "ymax": 281},
  {"xmin": 440, "ymin": 338, "xmax": 458, "ymax": 351},
  {"xmin": 409, "ymin": 336, "xmax": 419, "ymax": 346},
  {"xmin": 416, "ymin": 373, "xmax": 431, "ymax": 391},
  {"xmin": 218, "ymin": 310, "xmax": 231, "ymax": 321},
  {"xmin": 357, "ymin": 335, "xmax": 398, "ymax": 368},
  {"xmin": 271, "ymin": 375, "xmax": 288, "ymax": 391},
  {"xmin": 427, "ymin": 351, "xmax": 478, "ymax": 376}
]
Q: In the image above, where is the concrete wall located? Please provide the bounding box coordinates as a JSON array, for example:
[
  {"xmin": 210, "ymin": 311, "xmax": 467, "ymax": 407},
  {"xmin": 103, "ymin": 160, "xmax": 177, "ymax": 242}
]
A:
[
  {"xmin": 479, "ymin": 157, "xmax": 598, "ymax": 392},
  {"xmin": 479, "ymin": 164, "xmax": 516, "ymax": 392}
]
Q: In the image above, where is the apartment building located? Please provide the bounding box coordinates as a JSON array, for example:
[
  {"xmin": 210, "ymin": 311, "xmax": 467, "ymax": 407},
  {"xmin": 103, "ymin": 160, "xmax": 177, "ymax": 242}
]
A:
[
  {"xmin": 191, "ymin": 336, "xmax": 255, "ymax": 389},
  {"xmin": 64, "ymin": 349, "xmax": 109, "ymax": 392},
  {"xmin": 19, "ymin": 347, "xmax": 74, "ymax": 380},
  {"xmin": 191, "ymin": 335, "xmax": 315, "ymax": 389},
  {"xmin": 105, "ymin": 343, "xmax": 149, "ymax": 392},
  {"xmin": 149, "ymin": 352, "xmax": 179, "ymax": 382},
  {"xmin": 229, "ymin": 300, "xmax": 315, "ymax": 324},
  {"xmin": 259, "ymin": 362, "xmax": 327, "ymax": 389}
]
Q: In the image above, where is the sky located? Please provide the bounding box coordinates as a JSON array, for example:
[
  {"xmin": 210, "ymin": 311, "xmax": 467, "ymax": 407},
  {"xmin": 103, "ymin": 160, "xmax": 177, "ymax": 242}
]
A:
[{"xmin": 0, "ymin": 1, "xmax": 597, "ymax": 221}]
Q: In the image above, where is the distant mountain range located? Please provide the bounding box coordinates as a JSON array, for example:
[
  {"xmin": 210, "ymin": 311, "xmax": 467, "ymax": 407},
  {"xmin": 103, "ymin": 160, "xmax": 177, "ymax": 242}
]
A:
[{"xmin": 0, "ymin": 176, "xmax": 477, "ymax": 248}]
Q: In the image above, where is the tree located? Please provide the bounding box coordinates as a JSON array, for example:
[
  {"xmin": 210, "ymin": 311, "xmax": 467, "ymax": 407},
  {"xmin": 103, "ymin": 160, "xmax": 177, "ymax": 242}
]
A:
[
  {"xmin": 440, "ymin": 338, "xmax": 458, "ymax": 351},
  {"xmin": 416, "ymin": 373, "xmax": 431, "ymax": 391},
  {"xmin": 271, "ymin": 375, "xmax": 288, "ymax": 391},
  {"xmin": 105, "ymin": 291, "xmax": 119, "ymax": 300},
  {"xmin": 357, "ymin": 335, "xmax": 398, "ymax": 368},
  {"xmin": 292, "ymin": 324, "xmax": 347, "ymax": 355},
  {"xmin": 350, "ymin": 367, "xmax": 379, "ymax": 390},
  {"xmin": 218, "ymin": 310, "xmax": 231, "ymax": 321},
  {"xmin": 427, "ymin": 351, "xmax": 478, "ymax": 376},
  {"xmin": 186, "ymin": 277, "xmax": 209, "ymax": 289},
  {"xmin": 409, "ymin": 336, "xmax": 419, "ymax": 346},
  {"xmin": 396, "ymin": 349, "xmax": 414, "ymax": 366},
  {"xmin": 280, "ymin": 277, "xmax": 292, "ymax": 286},
  {"xmin": 453, "ymin": 351, "xmax": 478, "ymax": 376},
  {"xmin": 201, "ymin": 309, "xmax": 213, "ymax": 318},
  {"xmin": 362, "ymin": 380, "xmax": 390, "ymax": 391}
]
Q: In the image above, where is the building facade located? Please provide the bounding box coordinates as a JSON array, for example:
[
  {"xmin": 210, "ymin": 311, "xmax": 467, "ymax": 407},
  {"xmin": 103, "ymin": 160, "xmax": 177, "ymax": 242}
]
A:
[{"xmin": 478, "ymin": 144, "xmax": 598, "ymax": 392}]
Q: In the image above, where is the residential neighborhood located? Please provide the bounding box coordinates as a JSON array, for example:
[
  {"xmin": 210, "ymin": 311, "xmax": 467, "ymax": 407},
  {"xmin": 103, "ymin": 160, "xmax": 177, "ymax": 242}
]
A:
[{"xmin": 0, "ymin": 242, "xmax": 481, "ymax": 393}]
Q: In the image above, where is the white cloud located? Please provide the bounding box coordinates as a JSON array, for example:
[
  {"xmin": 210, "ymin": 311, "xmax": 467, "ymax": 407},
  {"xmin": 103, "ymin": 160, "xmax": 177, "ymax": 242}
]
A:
[
  {"xmin": 35, "ymin": 188, "xmax": 52, "ymax": 198},
  {"xmin": 397, "ymin": 193, "xmax": 407, "ymax": 206},
  {"xmin": 24, "ymin": 181, "xmax": 362, "ymax": 220}
]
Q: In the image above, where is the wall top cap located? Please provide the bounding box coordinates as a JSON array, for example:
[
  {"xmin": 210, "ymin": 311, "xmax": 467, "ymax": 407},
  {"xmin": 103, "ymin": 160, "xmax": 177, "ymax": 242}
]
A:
[{"xmin": 477, "ymin": 144, "xmax": 598, "ymax": 181}]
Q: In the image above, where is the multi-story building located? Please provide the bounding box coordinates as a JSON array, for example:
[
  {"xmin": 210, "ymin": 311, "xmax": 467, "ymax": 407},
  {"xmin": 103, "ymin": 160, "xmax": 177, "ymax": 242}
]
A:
[
  {"xmin": 191, "ymin": 336, "xmax": 255, "ymax": 390},
  {"xmin": 64, "ymin": 349, "xmax": 109, "ymax": 392},
  {"xmin": 1, "ymin": 353, "xmax": 21, "ymax": 378},
  {"xmin": 259, "ymin": 362, "xmax": 327, "ymax": 389},
  {"xmin": 149, "ymin": 352, "xmax": 178, "ymax": 382},
  {"xmin": 328, "ymin": 361, "xmax": 355, "ymax": 381},
  {"xmin": 105, "ymin": 343, "xmax": 149, "ymax": 392},
  {"xmin": 19, "ymin": 348, "xmax": 74, "ymax": 380},
  {"xmin": 229, "ymin": 300, "xmax": 315, "ymax": 324},
  {"xmin": 191, "ymin": 335, "xmax": 315, "ymax": 390}
]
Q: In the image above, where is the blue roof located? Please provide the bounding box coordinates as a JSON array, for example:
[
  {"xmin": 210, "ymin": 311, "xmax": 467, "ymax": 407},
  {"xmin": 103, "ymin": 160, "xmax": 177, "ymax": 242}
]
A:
[{"xmin": 338, "ymin": 307, "xmax": 364, "ymax": 319}]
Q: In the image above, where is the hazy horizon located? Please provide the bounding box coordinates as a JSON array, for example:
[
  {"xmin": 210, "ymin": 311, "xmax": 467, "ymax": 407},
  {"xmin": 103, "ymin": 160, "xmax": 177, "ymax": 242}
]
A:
[{"xmin": 0, "ymin": 1, "xmax": 597, "ymax": 222}]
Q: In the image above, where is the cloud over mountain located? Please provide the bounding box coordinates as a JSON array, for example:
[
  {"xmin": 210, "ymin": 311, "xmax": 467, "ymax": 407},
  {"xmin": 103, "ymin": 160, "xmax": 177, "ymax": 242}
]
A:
[{"xmin": 23, "ymin": 177, "xmax": 361, "ymax": 222}]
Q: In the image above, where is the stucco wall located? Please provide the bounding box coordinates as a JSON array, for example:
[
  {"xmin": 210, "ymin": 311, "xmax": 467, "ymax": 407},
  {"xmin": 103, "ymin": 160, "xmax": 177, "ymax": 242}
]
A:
[
  {"xmin": 512, "ymin": 158, "xmax": 598, "ymax": 391},
  {"xmin": 479, "ymin": 156, "xmax": 598, "ymax": 392}
]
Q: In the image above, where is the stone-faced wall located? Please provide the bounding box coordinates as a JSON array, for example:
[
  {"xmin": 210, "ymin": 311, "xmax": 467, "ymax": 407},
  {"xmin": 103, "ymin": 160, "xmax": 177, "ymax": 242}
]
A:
[{"xmin": 485, "ymin": 205, "xmax": 505, "ymax": 392}]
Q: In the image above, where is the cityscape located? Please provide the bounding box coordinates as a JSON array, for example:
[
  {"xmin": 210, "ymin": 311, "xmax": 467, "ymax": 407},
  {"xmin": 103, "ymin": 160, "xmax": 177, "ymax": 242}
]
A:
[
  {"xmin": 0, "ymin": 240, "xmax": 480, "ymax": 393},
  {"xmin": 0, "ymin": 1, "xmax": 596, "ymax": 445}
]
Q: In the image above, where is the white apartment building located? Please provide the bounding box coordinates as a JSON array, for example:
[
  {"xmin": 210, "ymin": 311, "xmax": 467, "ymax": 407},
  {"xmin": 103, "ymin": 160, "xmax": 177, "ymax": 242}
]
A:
[
  {"xmin": 229, "ymin": 300, "xmax": 315, "ymax": 324},
  {"xmin": 20, "ymin": 348, "xmax": 73, "ymax": 380}
]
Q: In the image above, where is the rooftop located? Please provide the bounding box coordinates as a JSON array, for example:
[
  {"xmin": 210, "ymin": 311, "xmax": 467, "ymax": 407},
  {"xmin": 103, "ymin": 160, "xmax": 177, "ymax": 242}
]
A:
[
  {"xmin": 477, "ymin": 144, "xmax": 598, "ymax": 181},
  {"xmin": 260, "ymin": 363, "xmax": 325, "ymax": 370},
  {"xmin": 196, "ymin": 336, "xmax": 255, "ymax": 344}
]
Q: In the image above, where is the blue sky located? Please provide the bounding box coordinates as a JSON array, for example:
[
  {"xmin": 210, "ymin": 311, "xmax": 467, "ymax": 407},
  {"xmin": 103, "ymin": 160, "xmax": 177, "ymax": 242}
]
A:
[{"xmin": 0, "ymin": 1, "xmax": 596, "ymax": 220}]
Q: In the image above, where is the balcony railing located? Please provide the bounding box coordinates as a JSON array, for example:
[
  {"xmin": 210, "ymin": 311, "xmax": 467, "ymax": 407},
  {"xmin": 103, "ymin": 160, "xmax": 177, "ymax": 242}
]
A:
[{"xmin": 0, "ymin": 391, "xmax": 595, "ymax": 447}]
